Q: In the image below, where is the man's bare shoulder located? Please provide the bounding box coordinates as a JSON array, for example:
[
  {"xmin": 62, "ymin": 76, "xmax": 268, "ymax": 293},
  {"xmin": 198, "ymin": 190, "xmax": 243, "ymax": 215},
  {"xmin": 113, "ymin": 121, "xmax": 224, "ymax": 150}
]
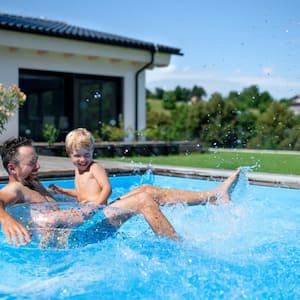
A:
[
  {"xmin": 1, "ymin": 181, "xmax": 24, "ymax": 192},
  {"xmin": 0, "ymin": 181, "xmax": 24, "ymax": 204}
]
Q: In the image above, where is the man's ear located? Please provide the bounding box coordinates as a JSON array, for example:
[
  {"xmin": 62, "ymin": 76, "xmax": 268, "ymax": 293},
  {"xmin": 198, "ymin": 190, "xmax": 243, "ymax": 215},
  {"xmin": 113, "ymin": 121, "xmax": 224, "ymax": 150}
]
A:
[{"xmin": 7, "ymin": 163, "xmax": 16, "ymax": 175}]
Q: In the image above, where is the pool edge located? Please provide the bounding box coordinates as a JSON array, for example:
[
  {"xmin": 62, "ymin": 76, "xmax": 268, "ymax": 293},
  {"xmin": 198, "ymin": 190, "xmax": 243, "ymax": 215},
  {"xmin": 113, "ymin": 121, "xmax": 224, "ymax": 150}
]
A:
[{"xmin": 1, "ymin": 156, "xmax": 300, "ymax": 189}]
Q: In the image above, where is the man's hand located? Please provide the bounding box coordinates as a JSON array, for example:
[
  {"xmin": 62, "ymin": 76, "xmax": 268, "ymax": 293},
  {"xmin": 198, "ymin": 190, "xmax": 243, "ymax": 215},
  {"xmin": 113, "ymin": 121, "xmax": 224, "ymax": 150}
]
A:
[{"xmin": 1, "ymin": 214, "xmax": 31, "ymax": 246}]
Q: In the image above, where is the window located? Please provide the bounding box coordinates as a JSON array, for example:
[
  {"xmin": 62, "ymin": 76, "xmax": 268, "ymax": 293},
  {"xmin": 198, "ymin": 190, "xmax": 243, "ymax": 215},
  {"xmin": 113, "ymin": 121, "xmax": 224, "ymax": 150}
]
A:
[{"xmin": 19, "ymin": 70, "xmax": 123, "ymax": 141}]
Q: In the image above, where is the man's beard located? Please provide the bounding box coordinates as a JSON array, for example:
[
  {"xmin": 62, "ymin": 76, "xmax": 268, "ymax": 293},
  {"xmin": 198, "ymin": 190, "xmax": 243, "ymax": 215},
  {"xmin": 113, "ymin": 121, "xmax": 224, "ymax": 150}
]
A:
[{"xmin": 21, "ymin": 173, "xmax": 39, "ymax": 189}]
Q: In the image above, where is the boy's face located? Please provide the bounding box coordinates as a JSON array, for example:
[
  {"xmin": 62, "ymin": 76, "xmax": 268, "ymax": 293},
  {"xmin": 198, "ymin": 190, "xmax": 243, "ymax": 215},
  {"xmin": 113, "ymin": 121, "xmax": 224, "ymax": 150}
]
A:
[{"xmin": 69, "ymin": 148, "xmax": 93, "ymax": 172}]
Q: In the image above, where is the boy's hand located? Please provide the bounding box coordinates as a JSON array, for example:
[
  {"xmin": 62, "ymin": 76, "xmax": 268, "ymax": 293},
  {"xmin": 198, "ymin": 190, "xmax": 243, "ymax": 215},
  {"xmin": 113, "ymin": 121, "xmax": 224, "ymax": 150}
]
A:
[{"xmin": 48, "ymin": 184, "xmax": 61, "ymax": 193}]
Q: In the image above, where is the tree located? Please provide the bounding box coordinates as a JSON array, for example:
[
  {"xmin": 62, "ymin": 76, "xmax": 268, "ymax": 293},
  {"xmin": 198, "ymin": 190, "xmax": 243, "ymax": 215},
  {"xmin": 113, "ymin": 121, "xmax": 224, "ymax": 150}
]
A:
[
  {"xmin": 174, "ymin": 86, "xmax": 183, "ymax": 101},
  {"xmin": 248, "ymin": 102, "xmax": 296, "ymax": 149},
  {"xmin": 202, "ymin": 93, "xmax": 239, "ymax": 147},
  {"xmin": 145, "ymin": 110, "xmax": 171, "ymax": 140},
  {"xmin": 155, "ymin": 87, "xmax": 165, "ymax": 99},
  {"xmin": 191, "ymin": 85, "xmax": 206, "ymax": 100},
  {"xmin": 257, "ymin": 91, "xmax": 274, "ymax": 113},
  {"xmin": 186, "ymin": 101, "xmax": 208, "ymax": 139},
  {"xmin": 162, "ymin": 91, "xmax": 176, "ymax": 110},
  {"xmin": 235, "ymin": 110, "xmax": 257, "ymax": 147},
  {"xmin": 146, "ymin": 88, "xmax": 155, "ymax": 99},
  {"xmin": 241, "ymin": 85, "xmax": 260, "ymax": 108},
  {"xmin": 163, "ymin": 104, "xmax": 190, "ymax": 141},
  {"xmin": 174, "ymin": 86, "xmax": 192, "ymax": 102}
]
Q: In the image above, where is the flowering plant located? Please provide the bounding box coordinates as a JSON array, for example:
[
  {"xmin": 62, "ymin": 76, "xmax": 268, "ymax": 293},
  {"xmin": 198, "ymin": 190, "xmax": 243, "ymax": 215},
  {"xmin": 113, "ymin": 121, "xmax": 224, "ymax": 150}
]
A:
[{"xmin": 0, "ymin": 84, "xmax": 26, "ymax": 133}]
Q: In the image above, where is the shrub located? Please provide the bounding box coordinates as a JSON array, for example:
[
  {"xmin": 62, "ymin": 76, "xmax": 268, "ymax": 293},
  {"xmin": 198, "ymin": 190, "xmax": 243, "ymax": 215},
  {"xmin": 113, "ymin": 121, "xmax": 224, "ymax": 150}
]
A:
[
  {"xmin": 43, "ymin": 124, "xmax": 59, "ymax": 145},
  {"xmin": 0, "ymin": 83, "xmax": 26, "ymax": 133}
]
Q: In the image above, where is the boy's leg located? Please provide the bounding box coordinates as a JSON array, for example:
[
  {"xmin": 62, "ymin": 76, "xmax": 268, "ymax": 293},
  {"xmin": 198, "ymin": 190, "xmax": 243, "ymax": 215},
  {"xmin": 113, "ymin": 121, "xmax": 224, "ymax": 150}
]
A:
[{"xmin": 104, "ymin": 192, "xmax": 180, "ymax": 241}]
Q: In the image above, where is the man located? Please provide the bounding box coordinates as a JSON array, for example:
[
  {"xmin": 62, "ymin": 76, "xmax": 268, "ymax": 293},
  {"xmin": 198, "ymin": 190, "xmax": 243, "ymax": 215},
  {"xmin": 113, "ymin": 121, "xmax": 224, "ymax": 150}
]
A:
[{"xmin": 0, "ymin": 137, "xmax": 240, "ymax": 247}]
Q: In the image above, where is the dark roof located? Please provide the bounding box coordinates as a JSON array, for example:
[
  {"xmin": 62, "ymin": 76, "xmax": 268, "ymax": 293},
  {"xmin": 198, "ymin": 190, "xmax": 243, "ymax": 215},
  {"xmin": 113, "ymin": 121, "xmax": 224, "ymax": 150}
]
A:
[{"xmin": 0, "ymin": 13, "xmax": 183, "ymax": 56}]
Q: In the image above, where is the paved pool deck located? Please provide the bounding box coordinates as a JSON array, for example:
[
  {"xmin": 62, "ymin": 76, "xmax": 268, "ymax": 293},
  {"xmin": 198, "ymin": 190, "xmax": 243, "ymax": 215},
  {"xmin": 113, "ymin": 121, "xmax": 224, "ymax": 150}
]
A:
[{"xmin": 1, "ymin": 155, "xmax": 299, "ymax": 188}]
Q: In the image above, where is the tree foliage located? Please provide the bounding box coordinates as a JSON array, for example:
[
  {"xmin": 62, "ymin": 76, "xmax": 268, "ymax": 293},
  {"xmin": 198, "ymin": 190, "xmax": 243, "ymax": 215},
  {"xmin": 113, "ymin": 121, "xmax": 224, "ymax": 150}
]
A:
[{"xmin": 145, "ymin": 84, "xmax": 300, "ymax": 150}]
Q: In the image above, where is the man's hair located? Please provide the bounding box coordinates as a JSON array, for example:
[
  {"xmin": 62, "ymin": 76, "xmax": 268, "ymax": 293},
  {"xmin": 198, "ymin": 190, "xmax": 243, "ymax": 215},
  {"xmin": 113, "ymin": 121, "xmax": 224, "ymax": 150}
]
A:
[
  {"xmin": 65, "ymin": 128, "xmax": 95, "ymax": 154},
  {"xmin": 0, "ymin": 137, "xmax": 33, "ymax": 172}
]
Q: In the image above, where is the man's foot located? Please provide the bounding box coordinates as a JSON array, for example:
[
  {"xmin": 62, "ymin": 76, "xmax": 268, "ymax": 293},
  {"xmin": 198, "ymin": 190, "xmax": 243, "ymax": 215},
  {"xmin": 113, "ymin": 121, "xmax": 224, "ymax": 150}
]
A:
[{"xmin": 214, "ymin": 168, "xmax": 241, "ymax": 203}]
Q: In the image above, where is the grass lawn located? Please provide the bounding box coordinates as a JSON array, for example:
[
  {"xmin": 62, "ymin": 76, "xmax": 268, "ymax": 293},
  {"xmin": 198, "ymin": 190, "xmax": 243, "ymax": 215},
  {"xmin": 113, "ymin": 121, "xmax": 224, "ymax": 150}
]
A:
[{"xmin": 101, "ymin": 150, "xmax": 300, "ymax": 176}]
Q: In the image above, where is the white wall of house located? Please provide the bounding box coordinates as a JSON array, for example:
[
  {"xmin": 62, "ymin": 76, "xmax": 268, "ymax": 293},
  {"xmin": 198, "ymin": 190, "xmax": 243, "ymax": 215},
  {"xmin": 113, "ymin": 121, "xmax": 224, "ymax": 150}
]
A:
[{"xmin": 0, "ymin": 30, "xmax": 171, "ymax": 142}]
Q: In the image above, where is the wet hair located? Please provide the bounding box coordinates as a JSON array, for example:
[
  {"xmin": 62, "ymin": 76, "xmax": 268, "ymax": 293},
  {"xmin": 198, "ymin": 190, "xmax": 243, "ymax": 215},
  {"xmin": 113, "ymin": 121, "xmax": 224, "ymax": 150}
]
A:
[
  {"xmin": 65, "ymin": 128, "xmax": 95, "ymax": 155},
  {"xmin": 0, "ymin": 137, "xmax": 33, "ymax": 173}
]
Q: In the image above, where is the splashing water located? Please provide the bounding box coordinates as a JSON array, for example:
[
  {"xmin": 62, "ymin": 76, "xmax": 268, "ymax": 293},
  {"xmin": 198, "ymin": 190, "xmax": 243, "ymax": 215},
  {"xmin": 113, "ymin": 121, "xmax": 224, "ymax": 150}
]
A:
[
  {"xmin": 139, "ymin": 168, "xmax": 155, "ymax": 185},
  {"xmin": 0, "ymin": 171, "xmax": 299, "ymax": 299}
]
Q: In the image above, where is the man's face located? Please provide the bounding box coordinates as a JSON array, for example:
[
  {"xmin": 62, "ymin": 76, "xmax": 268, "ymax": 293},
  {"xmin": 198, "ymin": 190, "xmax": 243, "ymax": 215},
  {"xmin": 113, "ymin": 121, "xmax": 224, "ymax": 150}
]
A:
[{"xmin": 13, "ymin": 146, "xmax": 40, "ymax": 183}]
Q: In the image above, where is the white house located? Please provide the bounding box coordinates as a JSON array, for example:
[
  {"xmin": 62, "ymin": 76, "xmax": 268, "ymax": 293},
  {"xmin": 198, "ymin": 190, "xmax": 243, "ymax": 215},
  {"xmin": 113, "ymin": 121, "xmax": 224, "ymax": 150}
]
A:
[
  {"xmin": 0, "ymin": 13, "xmax": 182, "ymax": 142},
  {"xmin": 289, "ymin": 95, "xmax": 300, "ymax": 115}
]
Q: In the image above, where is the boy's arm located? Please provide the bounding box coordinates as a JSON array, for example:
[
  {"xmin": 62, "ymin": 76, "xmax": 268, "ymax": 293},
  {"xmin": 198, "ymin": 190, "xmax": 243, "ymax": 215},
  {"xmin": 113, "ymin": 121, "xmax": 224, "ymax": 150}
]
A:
[
  {"xmin": 48, "ymin": 184, "xmax": 77, "ymax": 197},
  {"xmin": 90, "ymin": 163, "xmax": 112, "ymax": 206},
  {"xmin": 0, "ymin": 185, "xmax": 32, "ymax": 246}
]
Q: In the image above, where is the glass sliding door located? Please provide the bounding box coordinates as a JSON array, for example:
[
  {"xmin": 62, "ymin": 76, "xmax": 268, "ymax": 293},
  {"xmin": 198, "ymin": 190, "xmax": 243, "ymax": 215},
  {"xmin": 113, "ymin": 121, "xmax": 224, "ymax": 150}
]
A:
[
  {"xmin": 19, "ymin": 69, "xmax": 122, "ymax": 141},
  {"xmin": 19, "ymin": 71, "xmax": 66, "ymax": 141},
  {"xmin": 73, "ymin": 76, "xmax": 122, "ymax": 133}
]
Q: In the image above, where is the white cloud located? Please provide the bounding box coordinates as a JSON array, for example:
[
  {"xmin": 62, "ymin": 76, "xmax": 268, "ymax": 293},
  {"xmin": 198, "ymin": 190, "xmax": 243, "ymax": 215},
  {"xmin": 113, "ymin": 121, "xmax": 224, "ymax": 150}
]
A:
[
  {"xmin": 262, "ymin": 66, "xmax": 273, "ymax": 76},
  {"xmin": 159, "ymin": 64, "xmax": 177, "ymax": 73},
  {"xmin": 146, "ymin": 65, "xmax": 300, "ymax": 99}
]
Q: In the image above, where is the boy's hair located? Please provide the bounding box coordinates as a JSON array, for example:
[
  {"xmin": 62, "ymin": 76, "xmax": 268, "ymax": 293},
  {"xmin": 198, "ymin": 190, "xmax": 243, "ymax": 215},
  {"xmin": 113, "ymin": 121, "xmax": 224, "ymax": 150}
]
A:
[
  {"xmin": 0, "ymin": 137, "xmax": 33, "ymax": 172},
  {"xmin": 65, "ymin": 128, "xmax": 95, "ymax": 154}
]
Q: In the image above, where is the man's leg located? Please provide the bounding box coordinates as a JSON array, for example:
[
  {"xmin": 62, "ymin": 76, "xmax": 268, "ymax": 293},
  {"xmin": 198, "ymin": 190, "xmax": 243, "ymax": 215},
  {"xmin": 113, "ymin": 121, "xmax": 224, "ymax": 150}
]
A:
[
  {"xmin": 104, "ymin": 192, "xmax": 180, "ymax": 241},
  {"xmin": 120, "ymin": 168, "xmax": 241, "ymax": 205},
  {"xmin": 33, "ymin": 205, "xmax": 100, "ymax": 248}
]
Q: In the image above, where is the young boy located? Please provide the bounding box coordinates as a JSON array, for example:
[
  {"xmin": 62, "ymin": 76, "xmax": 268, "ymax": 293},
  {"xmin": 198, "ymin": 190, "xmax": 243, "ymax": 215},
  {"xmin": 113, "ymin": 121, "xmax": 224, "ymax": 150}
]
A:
[{"xmin": 49, "ymin": 128, "xmax": 112, "ymax": 206}]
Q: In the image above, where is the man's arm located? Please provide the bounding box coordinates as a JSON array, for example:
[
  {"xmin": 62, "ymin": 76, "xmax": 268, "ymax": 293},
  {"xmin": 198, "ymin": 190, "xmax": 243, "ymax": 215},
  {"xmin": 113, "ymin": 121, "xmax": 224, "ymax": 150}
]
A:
[{"xmin": 0, "ymin": 185, "xmax": 32, "ymax": 246}]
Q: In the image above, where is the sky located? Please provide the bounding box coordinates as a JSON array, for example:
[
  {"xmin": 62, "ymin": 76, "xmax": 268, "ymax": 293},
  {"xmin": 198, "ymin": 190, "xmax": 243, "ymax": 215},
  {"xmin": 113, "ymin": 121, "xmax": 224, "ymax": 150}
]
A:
[{"xmin": 1, "ymin": 0, "xmax": 300, "ymax": 100}]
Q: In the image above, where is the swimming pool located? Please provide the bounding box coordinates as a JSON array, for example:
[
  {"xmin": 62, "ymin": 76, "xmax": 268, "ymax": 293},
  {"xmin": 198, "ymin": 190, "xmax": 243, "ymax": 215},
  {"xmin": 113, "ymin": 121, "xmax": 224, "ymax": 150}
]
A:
[{"xmin": 0, "ymin": 171, "xmax": 299, "ymax": 299}]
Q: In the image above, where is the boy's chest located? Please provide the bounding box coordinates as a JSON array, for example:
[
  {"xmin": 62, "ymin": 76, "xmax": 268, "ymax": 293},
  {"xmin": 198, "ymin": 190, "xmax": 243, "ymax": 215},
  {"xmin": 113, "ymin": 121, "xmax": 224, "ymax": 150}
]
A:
[{"xmin": 76, "ymin": 172, "xmax": 98, "ymax": 188}]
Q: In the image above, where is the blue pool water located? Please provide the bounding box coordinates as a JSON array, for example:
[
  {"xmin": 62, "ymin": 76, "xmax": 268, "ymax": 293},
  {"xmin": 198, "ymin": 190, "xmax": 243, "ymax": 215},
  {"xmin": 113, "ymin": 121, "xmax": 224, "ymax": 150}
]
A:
[{"xmin": 0, "ymin": 171, "xmax": 299, "ymax": 299}]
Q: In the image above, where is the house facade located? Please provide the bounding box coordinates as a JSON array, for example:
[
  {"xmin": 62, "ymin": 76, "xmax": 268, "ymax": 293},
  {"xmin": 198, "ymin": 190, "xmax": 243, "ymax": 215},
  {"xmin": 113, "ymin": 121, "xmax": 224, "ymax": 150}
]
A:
[
  {"xmin": 289, "ymin": 96, "xmax": 300, "ymax": 115},
  {"xmin": 0, "ymin": 13, "xmax": 182, "ymax": 142}
]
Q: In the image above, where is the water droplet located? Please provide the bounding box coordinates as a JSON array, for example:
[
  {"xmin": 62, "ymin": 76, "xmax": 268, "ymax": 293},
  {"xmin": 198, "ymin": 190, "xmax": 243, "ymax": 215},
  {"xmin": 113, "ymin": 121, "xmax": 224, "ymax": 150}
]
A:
[
  {"xmin": 109, "ymin": 119, "xmax": 116, "ymax": 126},
  {"xmin": 94, "ymin": 91, "xmax": 102, "ymax": 100}
]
